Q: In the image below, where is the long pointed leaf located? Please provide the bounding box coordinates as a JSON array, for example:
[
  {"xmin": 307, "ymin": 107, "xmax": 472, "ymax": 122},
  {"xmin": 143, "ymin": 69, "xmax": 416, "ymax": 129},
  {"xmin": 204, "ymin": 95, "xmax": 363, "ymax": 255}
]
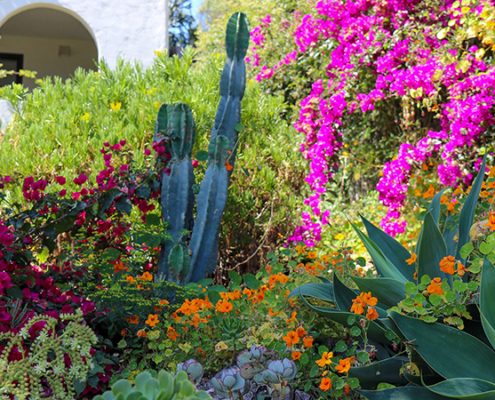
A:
[
  {"xmin": 353, "ymin": 277, "xmax": 406, "ymax": 308},
  {"xmin": 334, "ymin": 274, "xmax": 357, "ymax": 311},
  {"xmin": 429, "ymin": 189, "xmax": 446, "ymax": 225},
  {"xmin": 417, "ymin": 212, "xmax": 448, "ymax": 279},
  {"xmin": 361, "ymin": 216, "xmax": 414, "ymax": 281},
  {"xmin": 427, "ymin": 378, "xmax": 495, "ymax": 399},
  {"xmin": 352, "ymin": 223, "xmax": 408, "ymax": 283},
  {"xmin": 480, "ymin": 259, "xmax": 495, "ymax": 349},
  {"xmin": 350, "ymin": 356, "xmax": 409, "ymax": 389},
  {"xmin": 288, "ymin": 283, "xmax": 335, "ymax": 304},
  {"xmin": 361, "ymin": 386, "xmax": 444, "ymax": 400},
  {"xmin": 391, "ymin": 312, "xmax": 495, "ymax": 381},
  {"xmin": 457, "ymin": 155, "xmax": 487, "ymax": 259}
]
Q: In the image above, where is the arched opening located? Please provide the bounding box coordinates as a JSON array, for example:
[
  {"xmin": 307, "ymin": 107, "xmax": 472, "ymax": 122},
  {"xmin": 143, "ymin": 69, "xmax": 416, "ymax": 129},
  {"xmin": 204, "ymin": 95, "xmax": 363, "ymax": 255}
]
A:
[{"xmin": 0, "ymin": 6, "xmax": 98, "ymax": 89}]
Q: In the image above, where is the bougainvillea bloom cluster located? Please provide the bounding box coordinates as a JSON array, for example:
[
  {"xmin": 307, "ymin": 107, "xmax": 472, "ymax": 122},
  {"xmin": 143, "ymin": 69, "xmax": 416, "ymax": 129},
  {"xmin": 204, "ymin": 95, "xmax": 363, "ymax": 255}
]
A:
[{"xmin": 250, "ymin": 0, "xmax": 495, "ymax": 241}]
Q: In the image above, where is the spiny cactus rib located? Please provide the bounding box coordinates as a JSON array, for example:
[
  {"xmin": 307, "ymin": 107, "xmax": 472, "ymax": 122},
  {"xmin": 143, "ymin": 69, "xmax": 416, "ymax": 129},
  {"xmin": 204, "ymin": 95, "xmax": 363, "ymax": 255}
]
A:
[
  {"xmin": 186, "ymin": 14, "xmax": 249, "ymax": 282},
  {"xmin": 157, "ymin": 104, "xmax": 196, "ymax": 281},
  {"xmin": 188, "ymin": 137, "xmax": 230, "ymax": 281},
  {"xmin": 156, "ymin": 13, "xmax": 249, "ymax": 284},
  {"xmin": 210, "ymin": 13, "xmax": 249, "ymax": 162}
]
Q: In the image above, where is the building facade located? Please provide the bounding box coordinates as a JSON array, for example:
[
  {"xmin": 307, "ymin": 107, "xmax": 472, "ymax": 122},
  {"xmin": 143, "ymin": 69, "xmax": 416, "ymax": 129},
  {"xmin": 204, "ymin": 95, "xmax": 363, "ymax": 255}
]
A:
[{"xmin": 0, "ymin": 0, "xmax": 168, "ymax": 88}]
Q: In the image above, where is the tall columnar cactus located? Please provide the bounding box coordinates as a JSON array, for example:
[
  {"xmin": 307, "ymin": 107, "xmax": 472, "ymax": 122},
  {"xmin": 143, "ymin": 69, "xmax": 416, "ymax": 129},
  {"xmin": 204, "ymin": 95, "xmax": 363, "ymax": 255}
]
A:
[{"xmin": 154, "ymin": 12, "xmax": 249, "ymax": 283}]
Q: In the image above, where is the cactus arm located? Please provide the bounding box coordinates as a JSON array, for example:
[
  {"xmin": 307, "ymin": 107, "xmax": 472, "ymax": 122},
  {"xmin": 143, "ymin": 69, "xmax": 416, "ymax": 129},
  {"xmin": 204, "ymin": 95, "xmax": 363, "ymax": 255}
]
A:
[
  {"xmin": 188, "ymin": 136, "xmax": 230, "ymax": 282},
  {"xmin": 156, "ymin": 104, "xmax": 196, "ymax": 281},
  {"xmin": 186, "ymin": 14, "xmax": 249, "ymax": 282},
  {"xmin": 210, "ymin": 12, "xmax": 249, "ymax": 159}
]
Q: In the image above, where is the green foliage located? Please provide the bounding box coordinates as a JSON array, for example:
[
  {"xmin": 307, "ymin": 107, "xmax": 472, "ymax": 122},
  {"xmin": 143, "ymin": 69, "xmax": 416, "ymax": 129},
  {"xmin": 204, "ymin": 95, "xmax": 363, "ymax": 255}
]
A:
[
  {"xmin": 0, "ymin": 47, "xmax": 303, "ymax": 272},
  {"xmin": 94, "ymin": 370, "xmax": 211, "ymax": 400},
  {"xmin": 291, "ymin": 158, "xmax": 495, "ymax": 398},
  {"xmin": 169, "ymin": 0, "xmax": 198, "ymax": 56},
  {"xmin": 0, "ymin": 310, "xmax": 97, "ymax": 400}
]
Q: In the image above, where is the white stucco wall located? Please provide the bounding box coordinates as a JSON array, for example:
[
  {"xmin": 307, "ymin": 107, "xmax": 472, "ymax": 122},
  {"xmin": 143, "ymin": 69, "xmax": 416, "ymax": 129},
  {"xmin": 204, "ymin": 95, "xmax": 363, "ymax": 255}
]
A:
[{"xmin": 0, "ymin": 0, "xmax": 168, "ymax": 68}]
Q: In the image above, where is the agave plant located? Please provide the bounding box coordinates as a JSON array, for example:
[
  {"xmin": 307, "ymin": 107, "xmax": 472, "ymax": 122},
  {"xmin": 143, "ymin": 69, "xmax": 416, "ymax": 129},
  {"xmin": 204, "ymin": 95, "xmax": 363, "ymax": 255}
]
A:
[
  {"xmin": 362, "ymin": 257, "xmax": 495, "ymax": 399},
  {"xmin": 291, "ymin": 157, "xmax": 490, "ymax": 394}
]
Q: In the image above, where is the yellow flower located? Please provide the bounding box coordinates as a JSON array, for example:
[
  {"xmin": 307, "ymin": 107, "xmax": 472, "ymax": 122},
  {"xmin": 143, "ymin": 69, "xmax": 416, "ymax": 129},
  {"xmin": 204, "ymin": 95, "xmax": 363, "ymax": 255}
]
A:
[
  {"xmin": 145, "ymin": 314, "xmax": 159, "ymax": 327},
  {"xmin": 110, "ymin": 101, "xmax": 122, "ymax": 112},
  {"xmin": 80, "ymin": 112, "xmax": 91, "ymax": 122},
  {"xmin": 334, "ymin": 233, "xmax": 345, "ymax": 241},
  {"xmin": 316, "ymin": 351, "xmax": 333, "ymax": 367},
  {"xmin": 215, "ymin": 341, "xmax": 229, "ymax": 352}
]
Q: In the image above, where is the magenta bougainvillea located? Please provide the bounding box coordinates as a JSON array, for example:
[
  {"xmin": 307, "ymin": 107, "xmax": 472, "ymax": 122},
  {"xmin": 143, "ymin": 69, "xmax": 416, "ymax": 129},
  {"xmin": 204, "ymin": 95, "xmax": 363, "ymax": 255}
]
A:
[{"xmin": 249, "ymin": 0, "xmax": 495, "ymax": 242}]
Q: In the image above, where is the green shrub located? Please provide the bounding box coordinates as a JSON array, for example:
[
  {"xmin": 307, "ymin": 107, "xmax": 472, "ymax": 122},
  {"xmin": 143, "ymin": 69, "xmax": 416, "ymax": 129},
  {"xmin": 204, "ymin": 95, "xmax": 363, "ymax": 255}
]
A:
[{"xmin": 0, "ymin": 49, "xmax": 304, "ymax": 272}]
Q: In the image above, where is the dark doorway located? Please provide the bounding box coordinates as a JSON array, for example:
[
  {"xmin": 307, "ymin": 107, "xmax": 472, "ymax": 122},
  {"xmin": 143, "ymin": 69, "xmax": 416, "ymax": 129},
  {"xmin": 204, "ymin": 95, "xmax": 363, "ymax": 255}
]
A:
[{"xmin": 0, "ymin": 53, "xmax": 23, "ymax": 86}]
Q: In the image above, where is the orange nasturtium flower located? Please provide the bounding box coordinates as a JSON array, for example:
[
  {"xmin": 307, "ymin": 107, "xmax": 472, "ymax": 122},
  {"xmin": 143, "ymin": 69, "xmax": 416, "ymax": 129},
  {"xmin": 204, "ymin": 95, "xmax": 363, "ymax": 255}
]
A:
[
  {"xmin": 457, "ymin": 262, "xmax": 466, "ymax": 277},
  {"xmin": 140, "ymin": 271, "xmax": 153, "ymax": 281},
  {"xmin": 283, "ymin": 330, "xmax": 300, "ymax": 347},
  {"xmin": 159, "ymin": 299, "xmax": 170, "ymax": 306},
  {"xmin": 439, "ymin": 255, "xmax": 456, "ymax": 275},
  {"xmin": 125, "ymin": 275, "xmax": 136, "ymax": 283},
  {"xmin": 488, "ymin": 211, "xmax": 495, "ymax": 231},
  {"xmin": 406, "ymin": 252, "xmax": 417, "ymax": 265},
  {"xmin": 114, "ymin": 260, "xmax": 127, "ymax": 273},
  {"xmin": 296, "ymin": 326, "xmax": 307, "ymax": 338},
  {"xmin": 216, "ymin": 299, "xmax": 233, "ymax": 313},
  {"xmin": 335, "ymin": 356, "xmax": 354, "ymax": 374},
  {"xmin": 350, "ymin": 298, "xmax": 365, "ymax": 315},
  {"xmin": 427, "ymin": 278, "xmax": 444, "ymax": 295},
  {"xmin": 291, "ymin": 351, "xmax": 301, "ymax": 361},
  {"xmin": 423, "ymin": 185, "xmax": 435, "ymax": 199},
  {"xmin": 145, "ymin": 314, "xmax": 159, "ymax": 327},
  {"xmin": 351, "ymin": 292, "xmax": 378, "ymax": 315},
  {"xmin": 366, "ymin": 307, "xmax": 379, "ymax": 321},
  {"xmin": 319, "ymin": 377, "xmax": 332, "ymax": 391},
  {"xmin": 303, "ymin": 336, "xmax": 314, "ymax": 348},
  {"xmin": 167, "ymin": 326, "xmax": 179, "ymax": 341},
  {"xmin": 137, "ymin": 329, "xmax": 147, "ymax": 338},
  {"xmin": 127, "ymin": 315, "xmax": 139, "ymax": 325},
  {"xmin": 316, "ymin": 351, "xmax": 334, "ymax": 367}
]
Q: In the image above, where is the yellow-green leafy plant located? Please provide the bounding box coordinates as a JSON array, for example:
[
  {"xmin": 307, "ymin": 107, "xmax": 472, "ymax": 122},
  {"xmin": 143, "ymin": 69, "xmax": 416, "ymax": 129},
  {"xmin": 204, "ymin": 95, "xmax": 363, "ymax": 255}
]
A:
[{"xmin": 0, "ymin": 310, "xmax": 97, "ymax": 400}]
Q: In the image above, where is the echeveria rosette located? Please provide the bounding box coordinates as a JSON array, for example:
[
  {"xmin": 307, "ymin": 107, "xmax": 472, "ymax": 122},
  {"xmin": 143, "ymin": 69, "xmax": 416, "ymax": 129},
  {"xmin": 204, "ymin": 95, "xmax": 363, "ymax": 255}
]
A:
[{"xmin": 210, "ymin": 367, "xmax": 246, "ymax": 399}]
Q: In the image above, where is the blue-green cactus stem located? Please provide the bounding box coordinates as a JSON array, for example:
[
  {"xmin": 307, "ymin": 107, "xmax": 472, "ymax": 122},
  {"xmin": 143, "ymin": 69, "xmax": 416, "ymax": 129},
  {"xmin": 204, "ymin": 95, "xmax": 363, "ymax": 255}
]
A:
[
  {"xmin": 156, "ymin": 104, "xmax": 196, "ymax": 281},
  {"xmin": 188, "ymin": 136, "xmax": 230, "ymax": 282}
]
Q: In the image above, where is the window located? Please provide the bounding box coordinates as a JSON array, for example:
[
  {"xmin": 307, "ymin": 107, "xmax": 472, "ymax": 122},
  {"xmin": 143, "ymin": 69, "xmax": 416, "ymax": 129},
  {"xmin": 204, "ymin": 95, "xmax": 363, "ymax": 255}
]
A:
[{"xmin": 0, "ymin": 53, "xmax": 23, "ymax": 86}]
